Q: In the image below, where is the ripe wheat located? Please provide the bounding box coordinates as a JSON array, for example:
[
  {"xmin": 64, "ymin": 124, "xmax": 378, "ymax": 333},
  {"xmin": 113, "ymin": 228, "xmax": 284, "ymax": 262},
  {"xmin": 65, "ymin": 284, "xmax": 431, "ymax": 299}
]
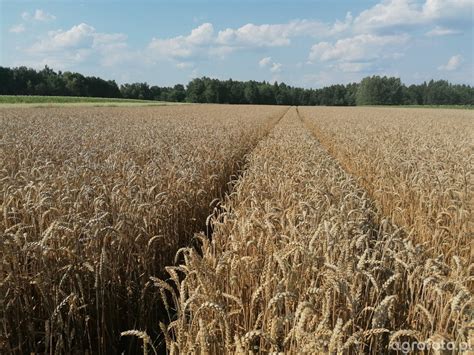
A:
[
  {"xmin": 0, "ymin": 104, "xmax": 285, "ymax": 354},
  {"xmin": 157, "ymin": 107, "xmax": 472, "ymax": 353},
  {"xmin": 1, "ymin": 105, "xmax": 471, "ymax": 354}
]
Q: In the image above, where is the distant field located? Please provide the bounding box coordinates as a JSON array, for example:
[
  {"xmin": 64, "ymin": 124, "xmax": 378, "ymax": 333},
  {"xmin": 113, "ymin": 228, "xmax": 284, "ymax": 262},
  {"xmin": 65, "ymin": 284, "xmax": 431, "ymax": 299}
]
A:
[
  {"xmin": 0, "ymin": 95, "xmax": 180, "ymax": 107},
  {"xmin": 365, "ymin": 104, "xmax": 474, "ymax": 109},
  {"xmin": 1, "ymin": 96, "xmax": 470, "ymax": 109}
]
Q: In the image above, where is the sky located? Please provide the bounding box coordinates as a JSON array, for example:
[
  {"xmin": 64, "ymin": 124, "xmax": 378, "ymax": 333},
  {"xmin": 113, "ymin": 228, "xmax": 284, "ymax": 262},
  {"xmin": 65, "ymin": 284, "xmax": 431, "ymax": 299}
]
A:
[{"xmin": 1, "ymin": 0, "xmax": 473, "ymax": 88}]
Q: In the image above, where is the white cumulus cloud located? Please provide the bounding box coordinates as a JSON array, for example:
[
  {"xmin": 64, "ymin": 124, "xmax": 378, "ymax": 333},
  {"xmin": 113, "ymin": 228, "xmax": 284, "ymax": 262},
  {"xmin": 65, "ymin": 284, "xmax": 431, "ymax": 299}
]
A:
[
  {"xmin": 270, "ymin": 62, "xmax": 282, "ymax": 73},
  {"xmin": 147, "ymin": 20, "xmax": 341, "ymax": 61},
  {"xmin": 422, "ymin": 0, "xmax": 473, "ymax": 20},
  {"xmin": 216, "ymin": 19, "xmax": 342, "ymax": 48},
  {"xmin": 426, "ymin": 26, "xmax": 461, "ymax": 36},
  {"xmin": 258, "ymin": 57, "xmax": 282, "ymax": 73},
  {"xmin": 438, "ymin": 55, "xmax": 464, "ymax": 71},
  {"xmin": 309, "ymin": 33, "xmax": 409, "ymax": 63},
  {"xmin": 9, "ymin": 24, "xmax": 26, "ymax": 34},
  {"xmin": 29, "ymin": 23, "xmax": 96, "ymax": 52},
  {"xmin": 23, "ymin": 23, "xmax": 130, "ymax": 69},
  {"xmin": 217, "ymin": 23, "xmax": 291, "ymax": 47},
  {"xmin": 259, "ymin": 57, "xmax": 272, "ymax": 67},
  {"xmin": 354, "ymin": 0, "xmax": 422, "ymax": 31},
  {"xmin": 148, "ymin": 23, "xmax": 214, "ymax": 59},
  {"xmin": 22, "ymin": 9, "xmax": 56, "ymax": 22},
  {"xmin": 34, "ymin": 9, "xmax": 56, "ymax": 21},
  {"xmin": 354, "ymin": 0, "xmax": 473, "ymax": 33},
  {"xmin": 187, "ymin": 23, "xmax": 214, "ymax": 45}
]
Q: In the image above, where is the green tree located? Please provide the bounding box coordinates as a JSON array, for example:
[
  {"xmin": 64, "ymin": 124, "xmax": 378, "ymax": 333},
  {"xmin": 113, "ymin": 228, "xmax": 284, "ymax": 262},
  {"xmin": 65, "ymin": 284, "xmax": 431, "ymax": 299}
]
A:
[
  {"xmin": 356, "ymin": 76, "xmax": 404, "ymax": 105},
  {"xmin": 186, "ymin": 78, "xmax": 206, "ymax": 102},
  {"xmin": 1, "ymin": 65, "xmax": 473, "ymax": 106}
]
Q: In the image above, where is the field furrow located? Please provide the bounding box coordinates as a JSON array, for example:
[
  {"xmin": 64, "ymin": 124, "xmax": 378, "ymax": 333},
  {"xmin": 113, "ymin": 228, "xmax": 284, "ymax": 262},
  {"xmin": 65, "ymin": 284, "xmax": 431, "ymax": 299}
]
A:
[
  {"xmin": 0, "ymin": 104, "xmax": 286, "ymax": 354},
  {"xmin": 158, "ymin": 107, "xmax": 472, "ymax": 353}
]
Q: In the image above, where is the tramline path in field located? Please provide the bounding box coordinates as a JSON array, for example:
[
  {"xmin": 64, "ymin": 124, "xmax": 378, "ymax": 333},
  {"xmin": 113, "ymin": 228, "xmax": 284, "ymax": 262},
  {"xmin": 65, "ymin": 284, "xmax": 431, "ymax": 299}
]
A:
[{"xmin": 156, "ymin": 107, "xmax": 472, "ymax": 354}]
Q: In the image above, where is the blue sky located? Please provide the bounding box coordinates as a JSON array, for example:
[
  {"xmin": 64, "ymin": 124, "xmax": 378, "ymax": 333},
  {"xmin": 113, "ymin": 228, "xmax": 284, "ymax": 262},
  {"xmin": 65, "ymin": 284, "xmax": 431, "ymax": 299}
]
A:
[{"xmin": 1, "ymin": 0, "xmax": 473, "ymax": 87}]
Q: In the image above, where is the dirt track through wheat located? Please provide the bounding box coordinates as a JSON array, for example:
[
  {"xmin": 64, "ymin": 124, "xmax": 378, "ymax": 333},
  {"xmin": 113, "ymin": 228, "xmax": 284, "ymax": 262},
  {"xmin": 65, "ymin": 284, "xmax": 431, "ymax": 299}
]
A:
[{"xmin": 157, "ymin": 107, "xmax": 472, "ymax": 354}]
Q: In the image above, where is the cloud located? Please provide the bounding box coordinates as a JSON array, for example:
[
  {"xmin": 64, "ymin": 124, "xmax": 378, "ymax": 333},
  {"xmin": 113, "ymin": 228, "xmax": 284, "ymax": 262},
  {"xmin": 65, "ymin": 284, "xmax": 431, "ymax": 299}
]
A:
[
  {"xmin": 187, "ymin": 23, "xmax": 214, "ymax": 45},
  {"xmin": 176, "ymin": 62, "xmax": 194, "ymax": 69},
  {"xmin": 28, "ymin": 24, "xmax": 128, "ymax": 54},
  {"xmin": 309, "ymin": 34, "xmax": 409, "ymax": 63},
  {"xmin": 148, "ymin": 23, "xmax": 214, "ymax": 59},
  {"xmin": 34, "ymin": 9, "xmax": 56, "ymax": 21},
  {"xmin": 21, "ymin": 12, "xmax": 30, "ymax": 21},
  {"xmin": 335, "ymin": 62, "xmax": 372, "ymax": 73},
  {"xmin": 147, "ymin": 20, "xmax": 342, "ymax": 62},
  {"xmin": 92, "ymin": 33, "xmax": 133, "ymax": 67},
  {"xmin": 24, "ymin": 23, "xmax": 130, "ymax": 69},
  {"xmin": 208, "ymin": 45, "xmax": 234, "ymax": 59},
  {"xmin": 270, "ymin": 62, "xmax": 282, "ymax": 73},
  {"xmin": 258, "ymin": 57, "xmax": 282, "ymax": 73},
  {"xmin": 151, "ymin": 18, "xmax": 349, "ymax": 63},
  {"xmin": 16, "ymin": 50, "xmax": 93, "ymax": 71},
  {"xmin": 354, "ymin": 0, "xmax": 472, "ymax": 33},
  {"xmin": 22, "ymin": 9, "xmax": 56, "ymax": 22},
  {"xmin": 149, "ymin": 7, "xmax": 445, "ymax": 65},
  {"xmin": 422, "ymin": 0, "xmax": 473, "ymax": 21},
  {"xmin": 426, "ymin": 26, "xmax": 461, "ymax": 36},
  {"xmin": 216, "ymin": 19, "xmax": 343, "ymax": 48},
  {"xmin": 438, "ymin": 55, "xmax": 464, "ymax": 71},
  {"xmin": 29, "ymin": 23, "xmax": 96, "ymax": 52},
  {"xmin": 259, "ymin": 57, "xmax": 272, "ymax": 67},
  {"xmin": 217, "ymin": 24, "xmax": 290, "ymax": 47},
  {"xmin": 9, "ymin": 24, "xmax": 26, "ymax": 34},
  {"xmin": 11, "ymin": 1, "xmax": 472, "ymax": 83},
  {"xmin": 93, "ymin": 33, "xmax": 128, "ymax": 52},
  {"xmin": 306, "ymin": 0, "xmax": 471, "ymax": 74},
  {"xmin": 331, "ymin": 12, "xmax": 354, "ymax": 33},
  {"xmin": 354, "ymin": 0, "xmax": 422, "ymax": 31}
]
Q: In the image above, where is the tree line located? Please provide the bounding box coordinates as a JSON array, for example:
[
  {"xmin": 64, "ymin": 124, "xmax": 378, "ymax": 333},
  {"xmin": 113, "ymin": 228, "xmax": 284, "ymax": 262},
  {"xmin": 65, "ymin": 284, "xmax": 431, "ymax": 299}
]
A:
[{"xmin": 1, "ymin": 66, "xmax": 472, "ymax": 106}]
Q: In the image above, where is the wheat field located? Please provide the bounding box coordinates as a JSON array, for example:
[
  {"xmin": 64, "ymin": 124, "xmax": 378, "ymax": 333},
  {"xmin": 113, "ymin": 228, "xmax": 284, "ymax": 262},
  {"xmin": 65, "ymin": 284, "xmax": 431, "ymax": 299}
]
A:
[
  {"xmin": 0, "ymin": 105, "xmax": 285, "ymax": 353},
  {"xmin": 1, "ymin": 105, "xmax": 472, "ymax": 354},
  {"xmin": 299, "ymin": 107, "xmax": 473, "ymax": 260},
  {"xmin": 157, "ymin": 107, "xmax": 472, "ymax": 353}
]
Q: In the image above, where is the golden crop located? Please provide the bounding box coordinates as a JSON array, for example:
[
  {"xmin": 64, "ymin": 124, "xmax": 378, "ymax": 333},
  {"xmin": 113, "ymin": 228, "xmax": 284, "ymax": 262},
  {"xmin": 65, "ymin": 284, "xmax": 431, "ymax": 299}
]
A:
[
  {"xmin": 158, "ymin": 107, "xmax": 472, "ymax": 353},
  {"xmin": 0, "ymin": 104, "xmax": 285, "ymax": 354},
  {"xmin": 299, "ymin": 106, "xmax": 473, "ymax": 260},
  {"xmin": 1, "ymin": 105, "xmax": 472, "ymax": 354}
]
